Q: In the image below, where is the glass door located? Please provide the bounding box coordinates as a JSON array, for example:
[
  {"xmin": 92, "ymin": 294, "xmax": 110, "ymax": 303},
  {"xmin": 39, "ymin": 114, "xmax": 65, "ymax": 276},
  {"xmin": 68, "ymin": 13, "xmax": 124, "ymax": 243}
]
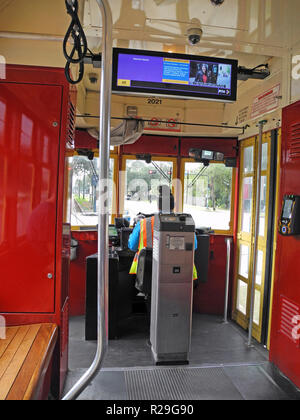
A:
[{"xmin": 234, "ymin": 133, "xmax": 271, "ymax": 342}]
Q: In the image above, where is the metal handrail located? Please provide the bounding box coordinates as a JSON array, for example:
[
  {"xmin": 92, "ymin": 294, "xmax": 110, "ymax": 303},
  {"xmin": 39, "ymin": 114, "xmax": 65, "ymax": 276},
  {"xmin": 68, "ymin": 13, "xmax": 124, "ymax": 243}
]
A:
[
  {"xmin": 62, "ymin": 0, "xmax": 113, "ymax": 400},
  {"xmin": 223, "ymin": 237, "xmax": 232, "ymax": 323}
]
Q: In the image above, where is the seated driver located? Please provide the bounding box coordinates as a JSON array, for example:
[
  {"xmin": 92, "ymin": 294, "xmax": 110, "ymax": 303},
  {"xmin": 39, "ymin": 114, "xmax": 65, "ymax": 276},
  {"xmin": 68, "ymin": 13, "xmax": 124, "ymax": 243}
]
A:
[{"xmin": 128, "ymin": 185, "xmax": 198, "ymax": 281}]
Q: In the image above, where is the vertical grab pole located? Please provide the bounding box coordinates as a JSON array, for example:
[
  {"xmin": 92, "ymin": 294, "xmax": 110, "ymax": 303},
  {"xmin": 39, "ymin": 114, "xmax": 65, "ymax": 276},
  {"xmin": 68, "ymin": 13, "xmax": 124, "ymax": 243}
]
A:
[
  {"xmin": 247, "ymin": 120, "xmax": 267, "ymax": 347},
  {"xmin": 223, "ymin": 237, "xmax": 232, "ymax": 324},
  {"xmin": 62, "ymin": 0, "xmax": 113, "ymax": 400}
]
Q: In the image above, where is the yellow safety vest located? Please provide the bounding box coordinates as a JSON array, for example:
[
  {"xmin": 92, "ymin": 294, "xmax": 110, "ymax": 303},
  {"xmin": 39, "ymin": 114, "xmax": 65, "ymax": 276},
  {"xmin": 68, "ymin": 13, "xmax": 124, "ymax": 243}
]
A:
[
  {"xmin": 129, "ymin": 217, "xmax": 154, "ymax": 275},
  {"xmin": 129, "ymin": 216, "xmax": 198, "ymax": 281}
]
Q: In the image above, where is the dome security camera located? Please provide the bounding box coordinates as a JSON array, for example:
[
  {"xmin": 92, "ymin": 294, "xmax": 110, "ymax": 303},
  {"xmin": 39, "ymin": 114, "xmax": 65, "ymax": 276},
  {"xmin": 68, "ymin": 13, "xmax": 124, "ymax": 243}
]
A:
[
  {"xmin": 210, "ymin": 0, "xmax": 225, "ymax": 5},
  {"xmin": 187, "ymin": 26, "xmax": 203, "ymax": 46},
  {"xmin": 88, "ymin": 72, "xmax": 99, "ymax": 84}
]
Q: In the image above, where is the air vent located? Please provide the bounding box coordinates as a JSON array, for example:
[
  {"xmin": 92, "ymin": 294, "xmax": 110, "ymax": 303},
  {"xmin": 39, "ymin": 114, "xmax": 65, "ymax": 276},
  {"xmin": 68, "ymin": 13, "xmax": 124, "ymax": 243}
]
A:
[
  {"xmin": 288, "ymin": 122, "xmax": 300, "ymax": 161},
  {"xmin": 66, "ymin": 100, "xmax": 75, "ymax": 148},
  {"xmin": 279, "ymin": 296, "xmax": 300, "ymax": 346}
]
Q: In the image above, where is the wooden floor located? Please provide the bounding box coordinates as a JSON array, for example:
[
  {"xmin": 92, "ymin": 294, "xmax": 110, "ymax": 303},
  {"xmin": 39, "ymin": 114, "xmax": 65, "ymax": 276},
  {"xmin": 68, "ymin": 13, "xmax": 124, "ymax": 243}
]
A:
[{"xmin": 0, "ymin": 323, "xmax": 57, "ymax": 400}]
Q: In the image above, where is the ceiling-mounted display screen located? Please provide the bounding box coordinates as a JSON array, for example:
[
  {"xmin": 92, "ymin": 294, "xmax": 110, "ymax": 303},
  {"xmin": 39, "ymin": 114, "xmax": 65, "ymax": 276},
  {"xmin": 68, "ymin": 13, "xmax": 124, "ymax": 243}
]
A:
[{"xmin": 112, "ymin": 48, "xmax": 238, "ymax": 102}]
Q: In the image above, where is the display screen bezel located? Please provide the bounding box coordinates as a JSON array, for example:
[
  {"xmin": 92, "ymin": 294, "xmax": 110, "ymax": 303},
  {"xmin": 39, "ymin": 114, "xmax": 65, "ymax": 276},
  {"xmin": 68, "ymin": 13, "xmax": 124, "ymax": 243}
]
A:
[{"xmin": 112, "ymin": 48, "xmax": 238, "ymax": 103}]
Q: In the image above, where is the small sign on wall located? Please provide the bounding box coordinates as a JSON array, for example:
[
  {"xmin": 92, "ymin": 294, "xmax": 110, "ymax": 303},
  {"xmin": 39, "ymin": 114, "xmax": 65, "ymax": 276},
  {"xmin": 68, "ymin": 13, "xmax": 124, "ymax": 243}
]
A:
[
  {"xmin": 251, "ymin": 84, "xmax": 281, "ymax": 120},
  {"xmin": 235, "ymin": 106, "xmax": 249, "ymax": 125},
  {"xmin": 144, "ymin": 117, "xmax": 181, "ymax": 132}
]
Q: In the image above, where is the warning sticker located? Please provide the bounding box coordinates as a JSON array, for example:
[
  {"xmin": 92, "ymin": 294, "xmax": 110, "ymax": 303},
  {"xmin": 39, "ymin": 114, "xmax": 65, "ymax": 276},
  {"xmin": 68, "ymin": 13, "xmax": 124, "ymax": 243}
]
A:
[
  {"xmin": 169, "ymin": 236, "xmax": 185, "ymax": 250},
  {"xmin": 144, "ymin": 117, "xmax": 181, "ymax": 132},
  {"xmin": 235, "ymin": 106, "xmax": 249, "ymax": 125},
  {"xmin": 251, "ymin": 84, "xmax": 281, "ymax": 120}
]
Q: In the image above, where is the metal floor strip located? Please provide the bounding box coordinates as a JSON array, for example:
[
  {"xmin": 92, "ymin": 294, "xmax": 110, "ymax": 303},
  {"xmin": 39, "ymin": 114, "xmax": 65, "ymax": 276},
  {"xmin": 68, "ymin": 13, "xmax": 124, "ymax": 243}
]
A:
[
  {"xmin": 124, "ymin": 366, "xmax": 244, "ymax": 400},
  {"xmin": 100, "ymin": 361, "xmax": 268, "ymax": 372}
]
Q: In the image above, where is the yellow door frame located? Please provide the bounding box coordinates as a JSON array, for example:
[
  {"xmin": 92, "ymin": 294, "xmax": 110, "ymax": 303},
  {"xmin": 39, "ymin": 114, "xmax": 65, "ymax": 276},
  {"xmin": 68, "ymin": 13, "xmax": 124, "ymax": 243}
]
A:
[
  {"xmin": 267, "ymin": 128, "xmax": 281, "ymax": 349},
  {"xmin": 233, "ymin": 133, "xmax": 272, "ymax": 342}
]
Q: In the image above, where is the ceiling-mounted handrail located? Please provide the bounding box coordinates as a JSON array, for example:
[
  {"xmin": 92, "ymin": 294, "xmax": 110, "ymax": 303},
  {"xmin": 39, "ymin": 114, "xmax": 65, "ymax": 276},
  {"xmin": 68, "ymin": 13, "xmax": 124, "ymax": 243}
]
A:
[
  {"xmin": 76, "ymin": 115, "xmax": 246, "ymax": 134},
  {"xmin": 62, "ymin": 0, "xmax": 112, "ymax": 400}
]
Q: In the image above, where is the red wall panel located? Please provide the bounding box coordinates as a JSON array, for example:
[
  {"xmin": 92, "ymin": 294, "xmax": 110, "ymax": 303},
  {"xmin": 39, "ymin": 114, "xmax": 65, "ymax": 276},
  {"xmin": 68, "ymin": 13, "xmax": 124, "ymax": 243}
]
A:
[
  {"xmin": 193, "ymin": 235, "xmax": 234, "ymax": 315},
  {"xmin": 180, "ymin": 137, "xmax": 237, "ymax": 158},
  {"xmin": 0, "ymin": 83, "xmax": 62, "ymax": 312},
  {"xmin": 270, "ymin": 100, "xmax": 300, "ymax": 389},
  {"xmin": 70, "ymin": 132, "xmax": 238, "ymax": 317},
  {"xmin": 122, "ymin": 134, "xmax": 179, "ymax": 156},
  {"xmin": 69, "ymin": 231, "xmax": 98, "ymax": 316},
  {"xmin": 70, "ymin": 232, "xmax": 233, "ymax": 317},
  {"xmin": 0, "ymin": 65, "xmax": 74, "ymax": 398},
  {"xmin": 75, "ymin": 129, "xmax": 98, "ymax": 150}
]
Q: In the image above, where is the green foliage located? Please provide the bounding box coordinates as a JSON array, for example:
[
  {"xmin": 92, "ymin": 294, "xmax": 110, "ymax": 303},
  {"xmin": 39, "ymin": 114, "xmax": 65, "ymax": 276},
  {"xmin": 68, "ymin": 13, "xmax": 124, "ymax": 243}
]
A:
[
  {"xmin": 126, "ymin": 161, "xmax": 172, "ymax": 195},
  {"xmin": 185, "ymin": 164, "xmax": 232, "ymax": 210}
]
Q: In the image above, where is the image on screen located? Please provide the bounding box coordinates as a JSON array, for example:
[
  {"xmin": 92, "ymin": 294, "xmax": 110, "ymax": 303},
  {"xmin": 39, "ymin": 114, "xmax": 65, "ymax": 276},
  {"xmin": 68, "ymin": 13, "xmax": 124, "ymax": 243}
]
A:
[
  {"xmin": 283, "ymin": 199, "xmax": 293, "ymax": 219},
  {"xmin": 189, "ymin": 61, "xmax": 231, "ymax": 91},
  {"xmin": 109, "ymin": 225, "xmax": 118, "ymax": 237},
  {"xmin": 113, "ymin": 49, "xmax": 237, "ymax": 102},
  {"xmin": 202, "ymin": 150, "xmax": 215, "ymax": 160}
]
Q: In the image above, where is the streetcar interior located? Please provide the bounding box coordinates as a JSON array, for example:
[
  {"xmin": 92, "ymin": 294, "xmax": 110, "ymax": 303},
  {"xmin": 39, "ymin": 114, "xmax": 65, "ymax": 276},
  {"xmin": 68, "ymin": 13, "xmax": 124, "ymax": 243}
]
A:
[{"xmin": 0, "ymin": 0, "xmax": 300, "ymax": 401}]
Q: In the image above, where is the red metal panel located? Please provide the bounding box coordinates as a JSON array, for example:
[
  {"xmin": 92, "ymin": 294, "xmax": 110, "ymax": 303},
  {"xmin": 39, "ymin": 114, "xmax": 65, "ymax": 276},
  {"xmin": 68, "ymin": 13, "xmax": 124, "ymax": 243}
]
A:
[
  {"xmin": 70, "ymin": 232, "xmax": 233, "ymax": 317},
  {"xmin": 3, "ymin": 64, "xmax": 69, "ymax": 86},
  {"xmin": 270, "ymin": 100, "xmax": 300, "ymax": 389},
  {"xmin": 180, "ymin": 137, "xmax": 237, "ymax": 158},
  {"xmin": 122, "ymin": 135, "xmax": 237, "ymax": 158},
  {"xmin": 122, "ymin": 134, "xmax": 179, "ymax": 156},
  {"xmin": 193, "ymin": 235, "xmax": 234, "ymax": 315},
  {"xmin": 69, "ymin": 231, "xmax": 98, "ymax": 316},
  {"xmin": 75, "ymin": 129, "xmax": 98, "ymax": 149},
  {"xmin": 0, "ymin": 64, "xmax": 73, "ymax": 398},
  {"xmin": 0, "ymin": 82, "xmax": 62, "ymax": 313}
]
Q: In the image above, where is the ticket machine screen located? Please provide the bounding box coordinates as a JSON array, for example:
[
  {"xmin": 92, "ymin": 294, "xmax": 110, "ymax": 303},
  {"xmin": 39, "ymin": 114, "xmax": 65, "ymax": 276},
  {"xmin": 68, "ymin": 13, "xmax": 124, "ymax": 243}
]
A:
[
  {"xmin": 282, "ymin": 199, "xmax": 293, "ymax": 219},
  {"xmin": 279, "ymin": 195, "xmax": 300, "ymax": 236}
]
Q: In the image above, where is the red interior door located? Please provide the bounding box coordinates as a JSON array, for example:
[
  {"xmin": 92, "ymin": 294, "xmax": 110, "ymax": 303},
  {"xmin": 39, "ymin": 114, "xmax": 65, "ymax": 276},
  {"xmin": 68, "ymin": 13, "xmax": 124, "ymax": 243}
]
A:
[
  {"xmin": 270, "ymin": 101, "xmax": 300, "ymax": 388},
  {"xmin": 0, "ymin": 82, "xmax": 62, "ymax": 313}
]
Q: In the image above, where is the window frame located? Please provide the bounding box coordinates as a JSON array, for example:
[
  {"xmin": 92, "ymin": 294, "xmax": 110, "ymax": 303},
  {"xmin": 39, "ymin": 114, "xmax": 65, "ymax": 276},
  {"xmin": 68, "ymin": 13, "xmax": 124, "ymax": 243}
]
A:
[
  {"xmin": 180, "ymin": 158, "xmax": 236, "ymax": 235},
  {"xmin": 70, "ymin": 150, "xmax": 118, "ymax": 230},
  {"xmin": 120, "ymin": 154, "xmax": 178, "ymax": 223}
]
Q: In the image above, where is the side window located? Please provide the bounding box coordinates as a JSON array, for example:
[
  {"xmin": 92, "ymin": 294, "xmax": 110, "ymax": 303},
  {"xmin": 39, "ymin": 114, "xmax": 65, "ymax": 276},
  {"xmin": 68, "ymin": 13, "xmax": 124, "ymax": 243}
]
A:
[
  {"xmin": 123, "ymin": 158, "xmax": 174, "ymax": 224},
  {"xmin": 71, "ymin": 156, "xmax": 115, "ymax": 226},
  {"xmin": 183, "ymin": 162, "xmax": 233, "ymax": 231}
]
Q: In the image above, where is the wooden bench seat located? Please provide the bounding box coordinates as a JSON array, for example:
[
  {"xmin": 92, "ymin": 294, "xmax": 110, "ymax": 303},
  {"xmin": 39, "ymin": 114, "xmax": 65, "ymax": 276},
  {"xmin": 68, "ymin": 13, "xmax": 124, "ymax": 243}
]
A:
[{"xmin": 0, "ymin": 323, "xmax": 58, "ymax": 400}]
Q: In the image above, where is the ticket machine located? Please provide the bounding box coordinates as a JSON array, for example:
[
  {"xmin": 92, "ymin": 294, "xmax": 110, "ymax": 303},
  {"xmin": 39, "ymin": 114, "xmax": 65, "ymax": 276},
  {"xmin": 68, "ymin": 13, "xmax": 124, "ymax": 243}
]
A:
[{"xmin": 150, "ymin": 213, "xmax": 195, "ymax": 365}]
